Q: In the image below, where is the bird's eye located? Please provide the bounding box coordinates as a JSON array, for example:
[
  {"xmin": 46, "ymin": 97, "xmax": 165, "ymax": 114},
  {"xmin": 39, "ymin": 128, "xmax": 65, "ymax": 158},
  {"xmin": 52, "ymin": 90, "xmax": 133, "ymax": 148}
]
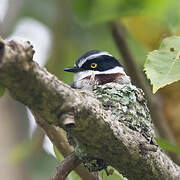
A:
[{"xmin": 90, "ymin": 63, "xmax": 97, "ymax": 68}]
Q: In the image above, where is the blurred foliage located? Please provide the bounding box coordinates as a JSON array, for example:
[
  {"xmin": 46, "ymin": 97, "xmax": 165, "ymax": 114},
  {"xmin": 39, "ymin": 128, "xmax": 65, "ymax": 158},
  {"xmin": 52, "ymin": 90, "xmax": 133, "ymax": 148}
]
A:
[
  {"xmin": 72, "ymin": 0, "xmax": 180, "ymax": 32},
  {"xmin": 9, "ymin": 138, "xmax": 58, "ymax": 180},
  {"xmin": 10, "ymin": 140, "xmax": 34, "ymax": 163},
  {"xmin": 22, "ymin": 0, "xmax": 57, "ymax": 26},
  {"xmin": 160, "ymin": 82, "xmax": 180, "ymax": 144},
  {"xmin": 0, "ymin": 84, "xmax": 5, "ymax": 97},
  {"xmin": 155, "ymin": 137, "xmax": 180, "ymax": 154},
  {"xmin": 27, "ymin": 150, "xmax": 59, "ymax": 180},
  {"xmin": 72, "ymin": 0, "xmax": 148, "ymax": 25},
  {"xmin": 143, "ymin": 0, "xmax": 180, "ymax": 32},
  {"xmin": 121, "ymin": 16, "xmax": 171, "ymax": 50},
  {"xmin": 144, "ymin": 36, "xmax": 180, "ymax": 93}
]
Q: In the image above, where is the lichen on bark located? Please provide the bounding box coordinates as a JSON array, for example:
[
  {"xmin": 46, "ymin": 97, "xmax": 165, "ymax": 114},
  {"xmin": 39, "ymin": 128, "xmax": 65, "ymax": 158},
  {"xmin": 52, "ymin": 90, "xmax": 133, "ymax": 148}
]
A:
[{"xmin": 93, "ymin": 83, "xmax": 155, "ymax": 142}]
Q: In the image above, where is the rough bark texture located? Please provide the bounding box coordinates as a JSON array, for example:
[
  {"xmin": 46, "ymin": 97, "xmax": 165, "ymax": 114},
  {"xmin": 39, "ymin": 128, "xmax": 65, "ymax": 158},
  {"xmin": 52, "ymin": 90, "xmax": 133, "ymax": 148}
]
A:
[{"xmin": 0, "ymin": 38, "xmax": 179, "ymax": 180}]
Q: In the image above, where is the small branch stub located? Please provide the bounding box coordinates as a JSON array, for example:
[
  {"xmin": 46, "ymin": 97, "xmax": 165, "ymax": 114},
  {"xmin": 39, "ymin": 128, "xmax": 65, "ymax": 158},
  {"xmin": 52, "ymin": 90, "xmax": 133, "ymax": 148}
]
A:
[{"xmin": 61, "ymin": 114, "xmax": 75, "ymax": 126}]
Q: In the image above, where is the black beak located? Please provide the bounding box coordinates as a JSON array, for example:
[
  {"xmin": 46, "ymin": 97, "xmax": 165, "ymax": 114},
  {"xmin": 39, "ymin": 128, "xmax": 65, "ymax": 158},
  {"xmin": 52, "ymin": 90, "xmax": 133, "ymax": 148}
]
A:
[{"xmin": 64, "ymin": 66, "xmax": 83, "ymax": 73}]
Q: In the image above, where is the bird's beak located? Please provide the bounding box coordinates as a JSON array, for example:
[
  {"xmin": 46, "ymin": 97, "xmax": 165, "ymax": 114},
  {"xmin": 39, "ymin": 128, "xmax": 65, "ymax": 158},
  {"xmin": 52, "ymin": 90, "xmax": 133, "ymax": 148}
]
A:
[{"xmin": 64, "ymin": 66, "xmax": 83, "ymax": 73}]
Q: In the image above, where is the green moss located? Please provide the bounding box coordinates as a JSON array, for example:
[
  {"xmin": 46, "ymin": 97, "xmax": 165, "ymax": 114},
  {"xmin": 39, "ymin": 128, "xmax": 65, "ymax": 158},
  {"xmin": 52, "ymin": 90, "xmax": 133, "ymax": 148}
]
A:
[{"xmin": 93, "ymin": 83, "xmax": 155, "ymax": 142}]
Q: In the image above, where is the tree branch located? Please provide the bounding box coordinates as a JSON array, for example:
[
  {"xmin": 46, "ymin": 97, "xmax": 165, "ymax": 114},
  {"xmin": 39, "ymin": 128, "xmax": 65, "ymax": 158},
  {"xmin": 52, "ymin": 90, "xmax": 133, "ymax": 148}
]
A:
[
  {"xmin": 51, "ymin": 152, "xmax": 81, "ymax": 180},
  {"xmin": 0, "ymin": 38, "xmax": 179, "ymax": 180}
]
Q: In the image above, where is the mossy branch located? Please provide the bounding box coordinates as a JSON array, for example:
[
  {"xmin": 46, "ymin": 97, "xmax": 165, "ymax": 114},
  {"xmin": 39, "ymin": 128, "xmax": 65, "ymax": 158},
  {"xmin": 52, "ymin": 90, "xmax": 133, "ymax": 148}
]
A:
[{"xmin": 0, "ymin": 38, "xmax": 179, "ymax": 180}]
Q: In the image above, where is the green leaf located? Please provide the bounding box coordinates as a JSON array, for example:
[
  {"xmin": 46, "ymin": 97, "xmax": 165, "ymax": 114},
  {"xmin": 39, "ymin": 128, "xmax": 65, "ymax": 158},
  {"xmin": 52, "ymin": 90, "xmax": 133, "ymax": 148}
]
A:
[
  {"xmin": 67, "ymin": 171, "xmax": 81, "ymax": 180},
  {"xmin": 53, "ymin": 145, "xmax": 64, "ymax": 161},
  {"xmin": 155, "ymin": 137, "xmax": 180, "ymax": 154},
  {"xmin": 72, "ymin": 0, "xmax": 147, "ymax": 25},
  {"xmin": 99, "ymin": 167, "xmax": 128, "ymax": 180},
  {"xmin": 144, "ymin": 36, "xmax": 180, "ymax": 93},
  {"xmin": 0, "ymin": 84, "xmax": 5, "ymax": 97}
]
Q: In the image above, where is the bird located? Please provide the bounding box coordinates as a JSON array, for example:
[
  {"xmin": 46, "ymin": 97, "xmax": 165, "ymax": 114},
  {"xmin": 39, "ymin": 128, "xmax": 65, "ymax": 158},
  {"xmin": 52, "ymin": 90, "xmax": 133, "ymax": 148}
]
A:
[
  {"xmin": 64, "ymin": 50, "xmax": 155, "ymax": 172},
  {"xmin": 64, "ymin": 50, "xmax": 131, "ymax": 90}
]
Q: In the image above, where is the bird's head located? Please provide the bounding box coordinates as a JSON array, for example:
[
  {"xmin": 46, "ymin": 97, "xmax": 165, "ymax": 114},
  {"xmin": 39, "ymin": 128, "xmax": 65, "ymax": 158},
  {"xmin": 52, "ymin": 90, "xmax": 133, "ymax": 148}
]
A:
[{"xmin": 64, "ymin": 50, "xmax": 130, "ymax": 89}]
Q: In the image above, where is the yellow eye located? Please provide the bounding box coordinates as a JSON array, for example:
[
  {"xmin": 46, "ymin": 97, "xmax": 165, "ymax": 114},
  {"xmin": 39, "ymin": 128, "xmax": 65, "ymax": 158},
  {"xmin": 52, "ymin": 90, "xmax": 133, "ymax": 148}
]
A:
[{"xmin": 90, "ymin": 63, "xmax": 97, "ymax": 68}]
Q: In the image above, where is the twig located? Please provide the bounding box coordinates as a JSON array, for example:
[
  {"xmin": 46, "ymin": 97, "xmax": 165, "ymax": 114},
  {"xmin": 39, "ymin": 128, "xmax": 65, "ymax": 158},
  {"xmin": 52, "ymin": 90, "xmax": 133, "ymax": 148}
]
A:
[
  {"xmin": 0, "ymin": 38, "xmax": 179, "ymax": 179},
  {"xmin": 110, "ymin": 21, "xmax": 180, "ymax": 165},
  {"xmin": 51, "ymin": 152, "xmax": 81, "ymax": 180},
  {"xmin": 33, "ymin": 112, "xmax": 102, "ymax": 180}
]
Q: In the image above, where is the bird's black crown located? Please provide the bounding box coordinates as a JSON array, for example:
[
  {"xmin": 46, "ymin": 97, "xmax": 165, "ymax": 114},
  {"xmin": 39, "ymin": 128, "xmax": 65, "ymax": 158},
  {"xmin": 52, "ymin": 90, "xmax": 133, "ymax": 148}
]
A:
[{"xmin": 64, "ymin": 50, "xmax": 122, "ymax": 73}]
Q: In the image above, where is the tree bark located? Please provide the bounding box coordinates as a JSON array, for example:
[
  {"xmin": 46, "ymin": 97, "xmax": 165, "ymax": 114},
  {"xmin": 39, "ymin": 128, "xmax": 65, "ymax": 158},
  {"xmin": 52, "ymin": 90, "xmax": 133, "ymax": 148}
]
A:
[{"xmin": 0, "ymin": 38, "xmax": 179, "ymax": 180}]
